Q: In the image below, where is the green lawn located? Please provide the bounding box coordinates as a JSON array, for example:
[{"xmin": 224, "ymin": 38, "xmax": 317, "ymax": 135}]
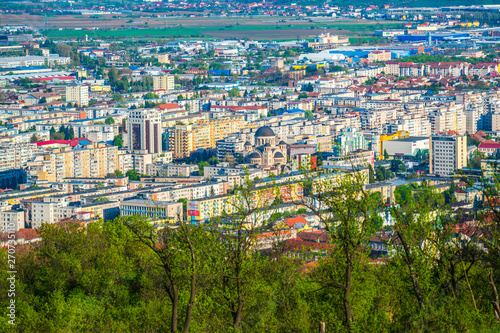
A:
[
  {"xmin": 44, "ymin": 21, "xmax": 402, "ymax": 40},
  {"xmin": 45, "ymin": 27, "xmax": 205, "ymax": 39}
]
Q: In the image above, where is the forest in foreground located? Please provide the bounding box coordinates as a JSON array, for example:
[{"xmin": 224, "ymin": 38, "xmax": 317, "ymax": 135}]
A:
[{"xmin": 2, "ymin": 172, "xmax": 500, "ymax": 333}]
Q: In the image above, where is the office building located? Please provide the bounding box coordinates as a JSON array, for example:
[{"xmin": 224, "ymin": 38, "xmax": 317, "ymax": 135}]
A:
[
  {"xmin": 429, "ymin": 132, "xmax": 467, "ymax": 176},
  {"xmin": 127, "ymin": 109, "xmax": 162, "ymax": 154}
]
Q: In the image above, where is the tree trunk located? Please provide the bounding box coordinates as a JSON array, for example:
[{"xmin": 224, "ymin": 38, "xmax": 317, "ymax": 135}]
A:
[
  {"xmin": 344, "ymin": 256, "xmax": 353, "ymax": 332},
  {"xmin": 183, "ymin": 263, "xmax": 197, "ymax": 333},
  {"xmin": 233, "ymin": 276, "xmax": 244, "ymax": 330},
  {"xmin": 489, "ymin": 270, "xmax": 500, "ymax": 324},
  {"xmin": 409, "ymin": 261, "xmax": 426, "ymax": 311},
  {"xmin": 171, "ymin": 287, "xmax": 179, "ymax": 333}
]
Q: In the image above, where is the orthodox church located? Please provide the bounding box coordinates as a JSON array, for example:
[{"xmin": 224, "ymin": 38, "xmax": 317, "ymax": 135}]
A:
[{"xmin": 243, "ymin": 126, "xmax": 287, "ymax": 167}]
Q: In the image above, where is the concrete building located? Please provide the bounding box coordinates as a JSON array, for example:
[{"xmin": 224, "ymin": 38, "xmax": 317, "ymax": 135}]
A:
[
  {"xmin": 120, "ymin": 199, "xmax": 183, "ymax": 222},
  {"xmin": 429, "ymin": 132, "xmax": 467, "ymax": 176},
  {"xmin": 336, "ymin": 127, "xmax": 370, "ymax": 156},
  {"xmin": 127, "ymin": 109, "xmax": 162, "ymax": 154},
  {"xmin": 152, "ymin": 74, "xmax": 175, "ymax": 91},
  {"xmin": 382, "ymin": 137, "xmax": 429, "ymax": 157},
  {"xmin": 0, "ymin": 54, "xmax": 70, "ymax": 68},
  {"xmin": 0, "ymin": 209, "xmax": 25, "ymax": 232},
  {"xmin": 167, "ymin": 117, "xmax": 245, "ymax": 159},
  {"xmin": 28, "ymin": 143, "xmax": 118, "ymax": 182},
  {"xmin": 65, "ymin": 85, "xmax": 89, "ymax": 107},
  {"xmin": 216, "ymin": 134, "xmax": 246, "ymax": 160}
]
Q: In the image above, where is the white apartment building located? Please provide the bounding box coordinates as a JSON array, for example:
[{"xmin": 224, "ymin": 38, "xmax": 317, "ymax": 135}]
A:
[
  {"xmin": 429, "ymin": 133, "xmax": 467, "ymax": 177},
  {"xmin": 427, "ymin": 105, "xmax": 466, "ymax": 134},
  {"xmin": 0, "ymin": 210, "xmax": 25, "ymax": 232}
]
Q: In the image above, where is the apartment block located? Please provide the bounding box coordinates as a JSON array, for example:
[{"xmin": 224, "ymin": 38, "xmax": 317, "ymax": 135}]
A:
[
  {"xmin": 152, "ymin": 74, "xmax": 175, "ymax": 91},
  {"xmin": 30, "ymin": 144, "xmax": 118, "ymax": 182},
  {"xmin": 65, "ymin": 85, "xmax": 89, "ymax": 106},
  {"xmin": 120, "ymin": 199, "xmax": 183, "ymax": 221},
  {"xmin": 429, "ymin": 132, "xmax": 467, "ymax": 177},
  {"xmin": 167, "ymin": 117, "xmax": 245, "ymax": 159},
  {"xmin": 0, "ymin": 209, "xmax": 25, "ymax": 232},
  {"xmin": 127, "ymin": 108, "xmax": 162, "ymax": 154}
]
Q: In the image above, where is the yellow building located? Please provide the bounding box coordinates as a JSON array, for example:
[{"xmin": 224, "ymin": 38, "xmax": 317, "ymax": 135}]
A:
[
  {"xmin": 380, "ymin": 131, "xmax": 409, "ymax": 159},
  {"xmin": 167, "ymin": 117, "xmax": 246, "ymax": 159},
  {"xmin": 35, "ymin": 144, "xmax": 118, "ymax": 181},
  {"xmin": 153, "ymin": 74, "xmax": 175, "ymax": 91},
  {"xmin": 187, "ymin": 182, "xmax": 303, "ymax": 222},
  {"xmin": 90, "ymin": 85, "xmax": 112, "ymax": 92}
]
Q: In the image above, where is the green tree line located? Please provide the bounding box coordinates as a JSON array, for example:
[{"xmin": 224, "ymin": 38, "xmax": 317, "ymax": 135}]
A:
[{"xmin": 2, "ymin": 171, "xmax": 500, "ymax": 332}]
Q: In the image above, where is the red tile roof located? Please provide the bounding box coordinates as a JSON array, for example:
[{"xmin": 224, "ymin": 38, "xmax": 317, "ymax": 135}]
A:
[
  {"xmin": 155, "ymin": 103, "xmax": 182, "ymax": 110},
  {"xmin": 283, "ymin": 216, "xmax": 309, "ymax": 229},
  {"xmin": 479, "ymin": 140, "xmax": 500, "ymax": 149}
]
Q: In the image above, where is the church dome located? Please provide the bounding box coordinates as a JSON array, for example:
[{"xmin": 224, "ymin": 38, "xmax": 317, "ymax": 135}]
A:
[
  {"xmin": 274, "ymin": 152, "xmax": 285, "ymax": 158},
  {"xmin": 248, "ymin": 152, "xmax": 260, "ymax": 158},
  {"xmin": 255, "ymin": 126, "xmax": 275, "ymax": 137},
  {"xmin": 244, "ymin": 141, "xmax": 252, "ymax": 146},
  {"xmin": 278, "ymin": 140, "xmax": 287, "ymax": 145}
]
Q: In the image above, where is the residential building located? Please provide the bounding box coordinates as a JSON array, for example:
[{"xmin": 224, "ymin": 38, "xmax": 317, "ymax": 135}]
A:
[
  {"xmin": 429, "ymin": 132, "xmax": 467, "ymax": 176},
  {"xmin": 127, "ymin": 108, "xmax": 162, "ymax": 154},
  {"xmin": 152, "ymin": 74, "xmax": 175, "ymax": 91},
  {"xmin": 120, "ymin": 199, "xmax": 183, "ymax": 221},
  {"xmin": 335, "ymin": 127, "xmax": 370, "ymax": 156},
  {"xmin": 65, "ymin": 85, "xmax": 89, "ymax": 106}
]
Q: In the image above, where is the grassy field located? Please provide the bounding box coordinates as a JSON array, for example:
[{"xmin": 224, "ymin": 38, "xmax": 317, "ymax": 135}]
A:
[
  {"xmin": 41, "ymin": 19, "xmax": 402, "ymax": 41},
  {"xmin": 5, "ymin": 12, "xmax": 402, "ymax": 41}
]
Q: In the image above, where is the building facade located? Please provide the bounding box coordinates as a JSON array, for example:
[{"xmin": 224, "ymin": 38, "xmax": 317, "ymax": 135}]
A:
[
  {"xmin": 127, "ymin": 109, "xmax": 162, "ymax": 154},
  {"xmin": 429, "ymin": 132, "xmax": 467, "ymax": 176}
]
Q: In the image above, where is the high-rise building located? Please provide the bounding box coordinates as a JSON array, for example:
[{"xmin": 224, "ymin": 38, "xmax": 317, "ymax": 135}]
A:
[
  {"xmin": 152, "ymin": 74, "xmax": 174, "ymax": 91},
  {"xmin": 127, "ymin": 109, "xmax": 162, "ymax": 154},
  {"xmin": 65, "ymin": 85, "xmax": 89, "ymax": 106},
  {"xmin": 429, "ymin": 132, "xmax": 467, "ymax": 176},
  {"xmin": 167, "ymin": 117, "xmax": 246, "ymax": 159}
]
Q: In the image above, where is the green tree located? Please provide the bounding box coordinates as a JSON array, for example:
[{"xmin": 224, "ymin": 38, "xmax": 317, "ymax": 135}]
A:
[
  {"xmin": 197, "ymin": 161, "xmax": 209, "ymax": 176},
  {"xmin": 67, "ymin": 127, "xmax": 75, "ymax": 139},
  {"xmin": 228, "ymin": 87, "xmax": 240, "ymax": 97},
  {"xmin": 113, "ymin": 135, "xmax": 123, "ymax": 148},
  {"xmin": 304, "ymin": 110, "xmax": 314, "ymax": 118},
  {"xmin": 126, "ymin": 169, "xmax": 139, "ymax": 181},
  {"xmin": 145, "ymin": 92, "xmax": 159, "ymax": 99},
  {"xmin": 390, "ymin": 159, "xmax": 406, "ymax": 173},
  {"xmin": 384, "ymin": 149, "xmax": 390, "ymax": 160},
  {"xmin": 105, "ymin": 117, "xmax": 115, "ymax": 125},
  {"xmin": 122, "ymin": 215, "xmax": 218, "ymax": 333},
  {"xmin": 108, "ymin": 65, "xmax": 119, "ymax": 86},
  {"xmin": 300, "ymin": 167, "xmax": 381, "ymax": 331},
  {"xmin": 112, "ymin": 93, "xmax": 124, "ymax": 102}
]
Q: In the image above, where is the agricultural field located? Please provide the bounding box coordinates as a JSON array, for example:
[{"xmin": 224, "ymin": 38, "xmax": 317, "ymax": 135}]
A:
[{"xmin": 7, "ymin": 13, "xmax": 403, "ymax": 41}]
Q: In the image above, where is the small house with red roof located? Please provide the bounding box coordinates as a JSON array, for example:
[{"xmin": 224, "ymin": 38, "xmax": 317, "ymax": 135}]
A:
[
  {"xmin": 283, "ymin": 216, "xmax": 311, "ymax": 231},
  {"xmin": 478, "ymin": 140, "xmax": 500, "ymax": 155}
]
